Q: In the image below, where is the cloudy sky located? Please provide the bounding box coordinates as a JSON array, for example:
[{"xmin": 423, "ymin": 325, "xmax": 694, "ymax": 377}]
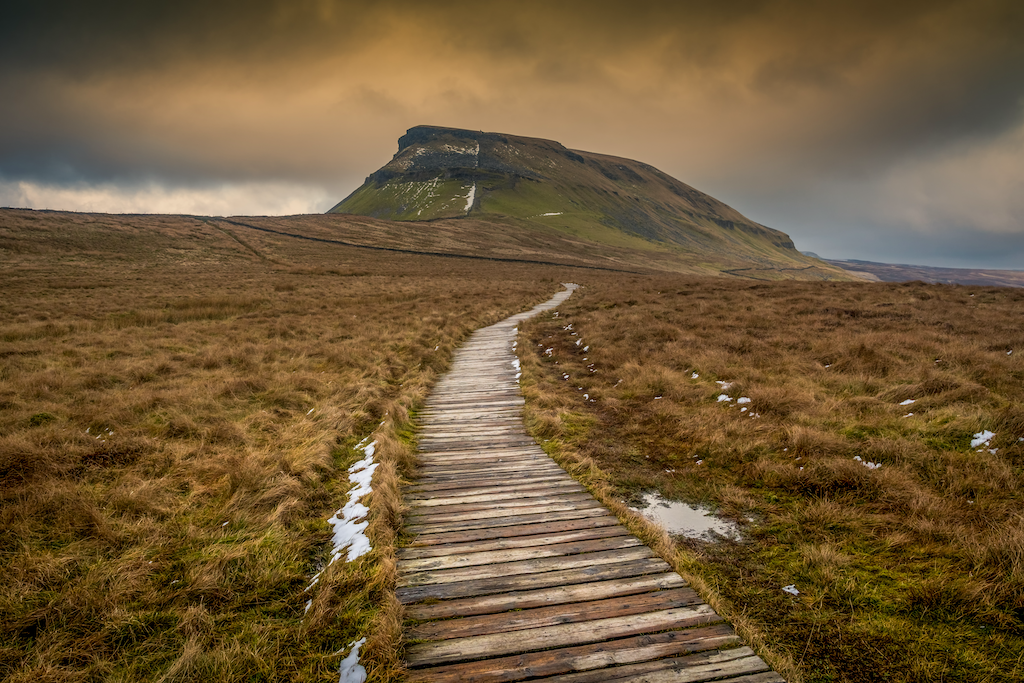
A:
[{"xmin": 2, "ymin": 0, "xmax": 1022, "ymax": 268}]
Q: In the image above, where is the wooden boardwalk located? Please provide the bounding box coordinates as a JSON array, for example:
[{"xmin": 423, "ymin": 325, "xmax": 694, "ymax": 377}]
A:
[{"xmin": 398, "ymin": 285, "xmax": 784, "ymax": 683}]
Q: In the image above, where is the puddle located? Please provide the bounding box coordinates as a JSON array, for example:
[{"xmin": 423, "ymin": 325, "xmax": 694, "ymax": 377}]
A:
[{"xmin": 631, "ymin": 492, "xmax": 743, "ymax": 541}]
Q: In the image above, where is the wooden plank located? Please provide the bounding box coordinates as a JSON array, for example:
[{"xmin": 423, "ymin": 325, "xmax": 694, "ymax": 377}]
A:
[
  {"xmin": 406, "ymin": 515, "xmax": 621, "ymax": 547},
  {"xmin": 405, "ymin": 507, "xmax": 613, "ymax": 535},
  {"xmin": 408, "ymin": 586, "xmax": 702, "ymax": 640},
  {"xmin": 404, "ymin": 572, "xmax": 687, "ymax": 621},
  {"xmin": 407, "ymin": 492, "xmax": 596, "ymax": 519},
  {"xmin": 416, "ymin": 451, "xmax": 551, "ymax": 465},
  {"xmin": 398, "ymin": 536, "xmax": 643, "ymax": 575},
  {"xmin": 416, "ymin": 460, "xmax": 562, "ymax": 475},
  {"xmin": 399, "ymin": 524, "xmax": 630, "ymax": 558},
  {"xmin": 399, "ymin": 546, "xmax": 653, "ymax": 588},
  {"xmin": 396, "ymin": 556, "xmax": 673, "ymax": 604},
  {"xmin": 405, "ymin": 476, "xmax": 579, "ymax": 497},
  {"xmin": 419, "ymin": 439, "xmax": 539, "ymax": 452},
  {"xmin": 417, "ymin": 410, "xmax": 524, "ymax": 421},
  {"xmin": 412, "ymin": 462, "xmax": 566, "ymax": 479},
  {"xmin": 409, "ymin": 470, "xmax": 571, "ymax": 488},
  {"xmin": 415, "ymin": 443, "xmax": 542, "ymax": 455},
  {"xmin": 403, "ymin": 625, "xmax": 739, "ymax": 683},
  {"xmin": 418, "ymin": 451, "xmax": 548, "ymax": 463},
  {"xmin": 419, "ymin": 426, "xmax": 525, "ymax": 436},
  {"xmin": 405, "ymin": 605, "xmax": 720, "ymax": 667},
  {"xmin": 414, "ymin": 457, "xmax": 562, "ymax": 472},
  {"xmin": 531, "ymin": 647, "xmax": 769, "ymax": 683},
  {"xmin": 408, "ymin": 484, "xmax": 587, "ymax": 507},
  {"xmin": 418, "ymin": 439, "xmax": 537, "ymax": 448},
  {"xmin": 406, "ymin": 498, "xmax": 604, "ymax": 525}
]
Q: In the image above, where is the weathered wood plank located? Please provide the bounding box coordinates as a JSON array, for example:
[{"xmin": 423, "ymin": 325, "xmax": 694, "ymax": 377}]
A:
[
  {"xmin": 405, "ymin": 515, "xmax": 621, "ymax": 547},
  {"xmin": 405, "ymin": 605, "xmax": 720, "ymax": 667},
  {"xmin": 408, "ymin": 586, "xmax": 702, "ymax": 640},
  {"xmin": 407, "ymin": 484, "xmax": 588, "ymax": 508},
  {"xmin": 409, "ymin": 470, "xmax": 571, "ymax": 488},
  {"xmin": 399, "ymin": 524, "xmax": 629, "ymax": 558},
  {"xmin": 399, "ymin": 545, "xmax": 653, "ymax": 587},
  {"xmin": 404, "ymin": 507, "xmax": 613, "ymax": 535},
  {"xmin": 529, "ymin": 647, "xmax": 769, "ymax": 683},
  {"xmin": 398, "ymin": 536, "xmax": 643, "ymax": 575},
  {"xmin": 407, "ymin": 492, "xmax": 596, "ymax": 519},
  {"xmin": 412, "ymin": 462, "xmax": 566, "ymax": 479},
  {"xmin": 403, "ymin": 572, "xmax": 687, "ymax": 621},
  {"xmin": 416, "ymin": 451, "xmax": 551, "ymax": 466},
  {"xmin": 403, "ymin": 625, "xmax": 739, "ymax": 683},
  {"xmin": 406, "ymin": 497, "xmax": 605, "ymax": 524},
  {"xmin": 396, "ymin": 556, "xmax": 673, "ymax": 604},
  {"xmin": 405, "ymin": 477, "xmax": 580, "ymax": 498}
]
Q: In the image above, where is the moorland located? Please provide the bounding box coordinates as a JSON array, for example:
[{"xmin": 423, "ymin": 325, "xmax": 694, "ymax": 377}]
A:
[{"xmin": 1, "ymin": 207, "xmax": 1022, "ymax": 682}]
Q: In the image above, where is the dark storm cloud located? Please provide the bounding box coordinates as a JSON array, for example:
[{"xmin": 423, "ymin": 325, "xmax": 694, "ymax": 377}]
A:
[{"xmin": 1, "ymin": 0, "xmax": 1022, "ymax": 266}]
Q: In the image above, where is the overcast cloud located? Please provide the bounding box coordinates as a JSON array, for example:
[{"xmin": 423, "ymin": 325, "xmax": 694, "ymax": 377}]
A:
[{"xmin": 2, "ymin": 0, "xmax": 1022, "ymax": 268}]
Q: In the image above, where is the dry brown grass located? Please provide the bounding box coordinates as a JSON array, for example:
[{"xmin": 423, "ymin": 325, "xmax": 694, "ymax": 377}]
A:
[
  {"xmin": 520, "ymin": 276, "xmax": 1024, "ymax": 683},
  {"xmin": 0, "ymin": 208, "xmax": 577, "ymax": 681}
]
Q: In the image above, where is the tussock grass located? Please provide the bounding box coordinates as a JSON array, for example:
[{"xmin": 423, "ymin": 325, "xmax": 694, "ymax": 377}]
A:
[
  {"xmin": 0, "ymin": 210, "xmax": 568, "ymax": 681},
  {"xmin": 521, "ymin": 276, "xmax": 1024, "ymax": 683}
]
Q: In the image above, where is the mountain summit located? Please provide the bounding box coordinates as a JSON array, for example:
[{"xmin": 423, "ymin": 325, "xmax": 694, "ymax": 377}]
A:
[{"xmin": 329, "ymin": 125, "xmax": 814, "ymax": 270}]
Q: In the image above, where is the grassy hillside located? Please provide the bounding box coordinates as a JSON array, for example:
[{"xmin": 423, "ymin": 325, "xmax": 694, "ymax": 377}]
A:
[{"xmin": 330, "ymin": 126, "xmax": 841, "ymax": 278}]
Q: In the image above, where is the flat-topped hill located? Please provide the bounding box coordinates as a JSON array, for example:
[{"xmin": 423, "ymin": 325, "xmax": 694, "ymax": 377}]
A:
[{"xmin": 330, "ymin": 126, "xmax": 842, "ymax": 277}]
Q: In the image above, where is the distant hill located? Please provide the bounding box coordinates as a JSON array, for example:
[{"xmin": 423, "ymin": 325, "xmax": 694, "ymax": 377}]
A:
[
  {"xmin": 825, "ymin": 258, "xmax": 1024, "ymax": 287},
  {"xmin": 330, "ymin": 125, "xmax": 848, "ymax": 279}
]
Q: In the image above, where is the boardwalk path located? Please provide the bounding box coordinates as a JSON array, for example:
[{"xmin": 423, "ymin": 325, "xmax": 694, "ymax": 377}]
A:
[{"xmin": 397, "ymin": 285, "xmax": 783, "ymax": 682}]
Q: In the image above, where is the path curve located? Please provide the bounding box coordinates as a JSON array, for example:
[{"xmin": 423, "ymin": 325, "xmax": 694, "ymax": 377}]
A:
[{"xmin": 398, "ymin": 284, "xmax": 784, "ymax": 682}]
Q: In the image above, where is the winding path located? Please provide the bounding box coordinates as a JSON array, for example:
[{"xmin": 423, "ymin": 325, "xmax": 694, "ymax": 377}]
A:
[{"xmin": 398, "ymin": 285, "xmax": 783, "ymax": 682}]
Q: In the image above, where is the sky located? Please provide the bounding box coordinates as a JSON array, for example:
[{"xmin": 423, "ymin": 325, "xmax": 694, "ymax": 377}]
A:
[{"xmin": 2, "ymin": 0, "xmax": 1023, "ymax": 269}]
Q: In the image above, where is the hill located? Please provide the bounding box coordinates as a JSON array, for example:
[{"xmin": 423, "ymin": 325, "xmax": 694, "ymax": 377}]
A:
[{"xmin": 330, "ymin": 125, "xmax": 848, "ymax": 279}]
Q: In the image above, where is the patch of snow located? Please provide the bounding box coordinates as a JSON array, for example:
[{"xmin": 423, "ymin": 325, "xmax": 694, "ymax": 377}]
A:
[
  {"xmin": 464, "ymin": 183, "xmax": 476, "ymax": 213},
  {"xmin": 737, "ymin": 397, "xmax": 751, "ymax": 404},
  {"xmin": 740, "ymin": 407, "xmax": 748, "ymax": 413},
  {"xmin": 782, "ymin": 584, "xmax": 800, "ymax": 596},
  {"xmin": 544, "ymin": 348, "xmax": 554, "ymax": 356},
  {"xmin": 654, "ymin": 396, "xmax": 663, "ymax": 400},
  {"xmin": 540, "ymin": 212, "xmax": 563, "ymax": 216},
  {"xmin": 583, "ymin": 394, "xmax": 589, "ymax": 400},
  {"xmin": 904, "ymin": 413, "xmax": 914, "ymax": 418},
  {"xmin": 717, "ymin": 394, "xmax": 732, "ymax": 402},
  {"xmin": 971, "ymin": 430, "xmax": 995, "ymax": 448},
  {"xmin": 576, "ymin": 339, "xmax": 582, "ymax": 346},
  {"xmin": 308, "ymin": 408, "xmax": 315, "ymax": 415},
  {"xmin": 691, "ymin": 372, "xmax": 699, "ymax": 379},
  {"xmin": 899, "ymin": 399, "xmax": 915, "ymax": 406},
  {"xmin": 854, "ymin": 456, "xmax": 881, "ymax": 470},
  {"xmin": 308, "ymin": 438, "xmax": 379, "ymax": 594},
  {"xmin": 338, "ymin": 638, "xmax": 367, "ymax": 683},
  {"xmin": 716, "ymin": 381, "xmax": 734, "ymax": 390},
  {"xmin": 583, "ymin": 345, "xmax": 589, "ymax": 352}
]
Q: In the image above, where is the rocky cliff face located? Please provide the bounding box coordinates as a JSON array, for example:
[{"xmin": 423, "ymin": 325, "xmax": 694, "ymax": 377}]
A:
[{"xmin": 330, "ymin": 126, "xmax": 799, "ymax": 260}]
